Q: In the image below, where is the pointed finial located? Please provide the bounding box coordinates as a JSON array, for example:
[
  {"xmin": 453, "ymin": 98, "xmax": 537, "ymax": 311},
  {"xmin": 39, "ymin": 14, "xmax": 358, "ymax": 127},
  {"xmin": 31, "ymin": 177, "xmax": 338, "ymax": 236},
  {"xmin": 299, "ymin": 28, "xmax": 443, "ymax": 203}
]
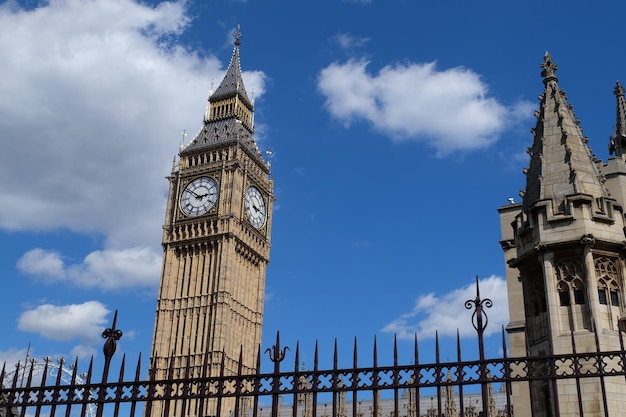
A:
[
  {"xmin": 615, "ymin": 81, "xmax": 625, "ymax": 98},
  {"xmin": 610, "ymin": 81, "xmax": 626, "ymax": 157},
  {"xmin": 540, "ymin": 51, "xmax": 558, "ymax": 84},
  {"xmin": 234, "ymin": 24, "xmax": 242, "ymax": 47}
]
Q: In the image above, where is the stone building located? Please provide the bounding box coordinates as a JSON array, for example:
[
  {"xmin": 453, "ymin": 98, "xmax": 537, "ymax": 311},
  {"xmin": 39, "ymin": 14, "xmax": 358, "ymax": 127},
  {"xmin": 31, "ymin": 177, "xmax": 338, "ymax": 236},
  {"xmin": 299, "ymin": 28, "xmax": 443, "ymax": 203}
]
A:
[
  {"xmin": 499, "ymin": 53, "xmax": 626, "ymax": 416},
  {"xmin": 149, "ymin": 27, "xmax": 274, "ymax": 417}
]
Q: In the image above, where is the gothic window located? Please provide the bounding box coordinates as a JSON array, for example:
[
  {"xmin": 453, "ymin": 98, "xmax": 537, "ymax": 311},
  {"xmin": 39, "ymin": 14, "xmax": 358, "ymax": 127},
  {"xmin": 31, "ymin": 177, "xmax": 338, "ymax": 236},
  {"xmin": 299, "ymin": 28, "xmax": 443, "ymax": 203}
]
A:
[
  {"xmin": 610, "ymin": 281, "xmax": 620, "ymax": 306},
  {"xmin": 594, "ymin": 257, "xmax": 623, "ymax": 331},
  {"xmin": 573, "ymin": 279, "xmax": 586, "ymax": 304},
  {"xmin": 555, "ymin": 258, "xmax": 590, "ymax": 331},
  {"xmin": 558, "ymin": 281, "xmax": 570, "ymax": 306},
  {"xmin": 594, "ymin": 257, "xmax": 621, "ymax": 306},
  {"xmin": 555, "ymin": 259, "xmax": 586, "ymax": 305},
  {"xmin": 598, "ymin": 281, "xmax": 608, "ymax": 305}
]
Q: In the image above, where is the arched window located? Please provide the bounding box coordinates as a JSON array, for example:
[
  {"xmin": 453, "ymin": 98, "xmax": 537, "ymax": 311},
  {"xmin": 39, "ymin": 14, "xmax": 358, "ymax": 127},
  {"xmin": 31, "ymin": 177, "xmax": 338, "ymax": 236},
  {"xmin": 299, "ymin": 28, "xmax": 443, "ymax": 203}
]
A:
[
  {"xmin": 555, "ymin": 259, "xmax": 586, "ymax": 306},
  {"xmin": 595, "ymin": 257, "xmax": 621, "ymax": 307}
]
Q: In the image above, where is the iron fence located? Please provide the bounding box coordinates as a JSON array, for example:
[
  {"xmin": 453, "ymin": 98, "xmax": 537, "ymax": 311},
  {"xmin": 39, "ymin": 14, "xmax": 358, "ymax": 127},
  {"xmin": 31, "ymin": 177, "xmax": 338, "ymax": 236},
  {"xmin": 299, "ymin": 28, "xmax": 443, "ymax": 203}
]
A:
[{"xmin": 2, "ymin": 279, "xmax": 626, "ymax": 417}]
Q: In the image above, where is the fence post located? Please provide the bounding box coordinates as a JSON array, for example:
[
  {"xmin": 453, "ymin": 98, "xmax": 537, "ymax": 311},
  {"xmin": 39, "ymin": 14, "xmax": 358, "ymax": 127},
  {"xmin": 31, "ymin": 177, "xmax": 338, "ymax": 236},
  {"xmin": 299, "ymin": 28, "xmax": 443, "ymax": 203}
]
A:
[
  {"xmin": 266, "ymin": 332, "xmax": 289, "ymax": 417},
  {"xmin": 97, "ymin": 310, "xmax": 123, "ymax": 417},
  {"xmin": 465, "ymin": 277, "xmax": 492, "ymax": 417}
]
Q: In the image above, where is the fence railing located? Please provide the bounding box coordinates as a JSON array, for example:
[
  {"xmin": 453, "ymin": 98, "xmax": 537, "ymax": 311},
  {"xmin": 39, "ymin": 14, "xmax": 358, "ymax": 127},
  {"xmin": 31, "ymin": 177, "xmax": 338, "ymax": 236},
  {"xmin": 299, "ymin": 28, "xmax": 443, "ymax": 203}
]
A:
[{"xmin": 3, "ymin": 279, "xmax": 626, "ymax": 417}]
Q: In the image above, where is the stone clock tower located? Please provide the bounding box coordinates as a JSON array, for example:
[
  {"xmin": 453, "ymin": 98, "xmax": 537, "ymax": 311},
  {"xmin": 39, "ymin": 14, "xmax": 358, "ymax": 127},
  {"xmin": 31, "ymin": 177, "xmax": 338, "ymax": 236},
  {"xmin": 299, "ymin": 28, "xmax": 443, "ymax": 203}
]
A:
[{"xmin": 149, "ymin": 28, "xmax": 273, "ymax": 417}]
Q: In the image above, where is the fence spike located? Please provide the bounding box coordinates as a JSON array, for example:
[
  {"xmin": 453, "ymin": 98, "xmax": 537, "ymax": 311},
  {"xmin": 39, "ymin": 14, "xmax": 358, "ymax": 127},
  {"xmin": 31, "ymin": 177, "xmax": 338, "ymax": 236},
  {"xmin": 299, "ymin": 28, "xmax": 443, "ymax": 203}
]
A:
[
  {"xmin": 119, "ymin": 354, "xmax": 126, "ymax": 381},
  {"xmin": 129, "ymin": 353, "xmax": 141, "ymax": 417},
  {"xmin": 457, "ymin": 329, "xmax": 465, "ymax": 417},
  {"xmin": 294, "ymin": 341, "xmax": 300, "ymax": 372},
  {"xmin": 134, "ymin": 353, "xmax": 142, "ymax": 382},
  {"xmin": 40, "ymin": 357, "xmax": 50, "ymax": 388},
  {"xmin": 233, "ymin": 346, "xmax": 243, "ymax": 417},
  {"xmin": 393, "ymin": 335, "xmax": 398, "ymax": 367},
  {"xmin": 215, "ymin": 349, "xmax": 226, "ymax": 417},
  {"xmin": 353, "ymin": 337, "xmax": 358, "ymax": 368},
  {"xmin": 292, "ymin": 342, "xmax": 300, "ymax": 417},
  {"xmin": 197, "ymin": 350, "xmax": 210, "ymax": 416},
  {"xmin": 373, "ymin": 335, "xmax": 378, "ymax": 368},
  {"xmin": 252, "ymin": 344, "xmax": 261, "ymax": 417},
  {"xmin": 70, "ymin": 357, "xmax": 79, "ymax": 385}
]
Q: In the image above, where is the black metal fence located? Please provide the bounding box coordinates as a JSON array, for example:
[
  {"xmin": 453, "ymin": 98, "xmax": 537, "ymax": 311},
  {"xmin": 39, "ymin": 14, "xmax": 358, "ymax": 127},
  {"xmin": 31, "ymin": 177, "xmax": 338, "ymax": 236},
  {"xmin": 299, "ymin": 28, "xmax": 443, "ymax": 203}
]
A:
[{"xmin": 3, "ymin": 280, "xmax": 626, "ymax": 417}]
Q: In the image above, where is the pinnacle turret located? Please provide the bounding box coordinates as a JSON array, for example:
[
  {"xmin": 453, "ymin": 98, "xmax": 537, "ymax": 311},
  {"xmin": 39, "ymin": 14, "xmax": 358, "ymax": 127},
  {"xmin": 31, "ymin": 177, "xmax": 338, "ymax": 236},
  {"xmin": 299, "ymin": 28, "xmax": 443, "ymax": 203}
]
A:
[
  {"xmin": 609, "ymin": 81, "xmax": 626, "ymax": 158},
  {"xmin": 521, "ymin": 53, "xmax": 608, "ymax": 212}
]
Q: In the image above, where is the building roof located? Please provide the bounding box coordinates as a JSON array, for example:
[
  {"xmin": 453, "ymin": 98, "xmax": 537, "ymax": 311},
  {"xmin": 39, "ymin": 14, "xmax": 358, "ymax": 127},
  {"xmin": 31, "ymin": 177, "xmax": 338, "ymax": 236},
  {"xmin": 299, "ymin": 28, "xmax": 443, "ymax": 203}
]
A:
[{"xmin": 521, "ymin": 52, "xmax": 608, "ymax": 212}]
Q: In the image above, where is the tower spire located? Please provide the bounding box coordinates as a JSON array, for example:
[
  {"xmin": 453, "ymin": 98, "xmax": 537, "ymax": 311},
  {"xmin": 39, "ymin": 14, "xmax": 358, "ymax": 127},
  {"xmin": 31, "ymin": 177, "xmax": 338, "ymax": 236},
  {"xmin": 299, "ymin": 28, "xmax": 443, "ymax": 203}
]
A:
[
  {"xmin": 181, "ymin": 26, "xmax": 267, "ymax": 170},
  {"xmin": 521, "ymin": 52, "xmax": 607, "ymax": 212},
  {"xmin": 208, "ymin": 25, "xmax": 253, "ymax": 109},
  {"xmin": 609, "ymin": 81, "xmax": 626, "ymax": 157}
]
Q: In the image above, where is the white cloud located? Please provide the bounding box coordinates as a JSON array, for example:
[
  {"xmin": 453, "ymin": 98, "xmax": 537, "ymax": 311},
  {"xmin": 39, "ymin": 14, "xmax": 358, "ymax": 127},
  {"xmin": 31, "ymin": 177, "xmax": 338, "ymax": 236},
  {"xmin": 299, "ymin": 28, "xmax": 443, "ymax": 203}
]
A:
[
  {"xmin": 0, "ymin": 0, "xmax": 266, "ymax": 289},
  {"xmin": 17, "ymin": 301, "xmax": 110, "ymax": 343},
  {"xmin": 0, "ymin": 348, "xmax": 29, "ymax": 369},
  {"xmin": 381, "ymin": 276, "xmax": 509, "ymax": 340},
  {"xmin": 0, "ymin": 0, "xmax": 266, "ymax": 250},
  {"xmin": 334, "ymin": 33, "xmax": 370, "ymax": 49},
  {"xmin": 318, "ymin": 59, "xmax": 531, "ymax": 155},
  {"xmin": 17, "ymin": 248, "xmax": 65, "ymax": 279},
  {"xmin": 70, "ymin": 344, "xmax": 98, "ymax": 360},
  {"xmin": 17, "ymin": 247, "xmax": 161, "ymax": 290}
]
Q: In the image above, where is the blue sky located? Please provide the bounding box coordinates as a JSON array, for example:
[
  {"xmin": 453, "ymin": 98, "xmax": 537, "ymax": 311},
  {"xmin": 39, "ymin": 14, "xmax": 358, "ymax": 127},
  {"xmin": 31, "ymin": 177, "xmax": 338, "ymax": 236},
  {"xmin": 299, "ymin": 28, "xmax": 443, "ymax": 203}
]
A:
[{"xmin": 0, "ymin": 0, "xmax": 624, "ymax": 377}]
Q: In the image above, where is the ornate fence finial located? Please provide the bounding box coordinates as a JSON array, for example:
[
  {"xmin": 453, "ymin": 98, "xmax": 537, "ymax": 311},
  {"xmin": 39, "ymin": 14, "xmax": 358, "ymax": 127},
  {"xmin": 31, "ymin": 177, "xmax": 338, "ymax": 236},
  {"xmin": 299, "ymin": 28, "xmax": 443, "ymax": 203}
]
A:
[
  {"xmin": 266, "ymin": 331, "xmax": 289, "ymax": 417},
  {"xmin": 266, "ymin": 331, "xmax": 289, "ymax": 365},
  {"xmin": 101, "ymin": 310, "xmax": 123, "ymax": 384},
  {"xmin": 465, "ymin": 276, "xmax": 492, "ymax": 337},
  {"xmin": 464, "ymin": 276, "xmax": 493, "ymax": 417}
]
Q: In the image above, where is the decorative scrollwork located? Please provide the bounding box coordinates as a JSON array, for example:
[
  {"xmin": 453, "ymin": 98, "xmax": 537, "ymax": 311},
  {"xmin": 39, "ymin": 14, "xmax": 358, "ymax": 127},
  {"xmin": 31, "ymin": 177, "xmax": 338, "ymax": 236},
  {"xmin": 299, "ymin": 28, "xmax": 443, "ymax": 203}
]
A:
[
  {"xmin": 102, "ymin": 311, "xmax": 123, "ymax": 361},
  {"xmin": 465, "ymin": 276, "xmax": 493, "ymax": 335},
  {"xmin": 266, "ymin": 332, "xmax": 289, "ymax": 364}
]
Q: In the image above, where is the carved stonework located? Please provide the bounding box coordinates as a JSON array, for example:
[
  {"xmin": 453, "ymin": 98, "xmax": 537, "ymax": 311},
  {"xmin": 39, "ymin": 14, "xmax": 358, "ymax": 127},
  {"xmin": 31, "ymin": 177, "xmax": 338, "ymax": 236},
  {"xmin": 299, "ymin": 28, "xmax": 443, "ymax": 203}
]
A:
[
  {"xmin": 580, "ymin": 233, "xmax": 595, "ymax": 247},
  {"xmin": 540, "ymin": 52, "xmax": 558, "ymax": 83},
  {"xmin": 500, "ymin": 240, "xmax": 515, "ymax": 251}
]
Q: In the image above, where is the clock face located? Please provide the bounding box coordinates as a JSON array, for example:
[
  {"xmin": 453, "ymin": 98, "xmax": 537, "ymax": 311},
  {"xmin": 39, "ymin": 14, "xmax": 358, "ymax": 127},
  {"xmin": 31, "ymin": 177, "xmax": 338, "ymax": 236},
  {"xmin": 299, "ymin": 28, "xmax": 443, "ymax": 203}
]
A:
[
  {"xmin": 180, "ymin": 176, "xmax": 219, "ymax": 217},
  {"xmin": 244, "ymin": 186, "xmax": 266, "ymax": 228}
]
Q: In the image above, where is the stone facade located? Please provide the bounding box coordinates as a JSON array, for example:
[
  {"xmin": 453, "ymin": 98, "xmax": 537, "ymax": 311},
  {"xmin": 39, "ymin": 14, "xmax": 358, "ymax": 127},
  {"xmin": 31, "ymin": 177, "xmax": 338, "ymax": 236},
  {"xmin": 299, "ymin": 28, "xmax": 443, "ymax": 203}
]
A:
[
  {"xmin": 499, "ymin": 53, "xmax": 626, "ymax": 415},
  {"xmin": 149, "ymin": 29, "xmax": 274, "ymax": 417}
]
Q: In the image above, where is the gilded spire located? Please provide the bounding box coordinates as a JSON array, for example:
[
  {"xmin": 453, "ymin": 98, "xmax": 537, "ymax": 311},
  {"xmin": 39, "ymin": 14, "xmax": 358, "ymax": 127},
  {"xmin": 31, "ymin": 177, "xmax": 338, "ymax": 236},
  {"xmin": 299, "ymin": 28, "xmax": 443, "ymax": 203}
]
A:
[
  {"xmin": 609, "ymin": 81, "xmax": 626, "ymax": 157},
  {"xmin": 522, "ymin": 53, "xmax": 608, "ymax": 211}
]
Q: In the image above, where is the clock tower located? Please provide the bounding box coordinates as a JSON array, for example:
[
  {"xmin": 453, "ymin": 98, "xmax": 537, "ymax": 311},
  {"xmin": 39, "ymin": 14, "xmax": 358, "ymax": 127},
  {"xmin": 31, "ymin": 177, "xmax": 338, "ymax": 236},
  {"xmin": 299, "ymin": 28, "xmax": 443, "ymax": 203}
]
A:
[{"xmin": 149, "ymin": 27, "xmax": 273, "ymax": 417}]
